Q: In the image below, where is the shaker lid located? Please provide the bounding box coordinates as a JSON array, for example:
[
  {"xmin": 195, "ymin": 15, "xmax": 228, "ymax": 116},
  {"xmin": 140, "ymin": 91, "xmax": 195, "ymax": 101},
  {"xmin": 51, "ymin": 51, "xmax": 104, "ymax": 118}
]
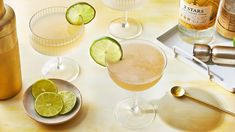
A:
[
  {"xmin": 0, "ymin": 5, "xmax": 15, "ymax": 38},
  {"xmin": 193, "ymin": 44, "xmax": 211, "ymax": 62}
]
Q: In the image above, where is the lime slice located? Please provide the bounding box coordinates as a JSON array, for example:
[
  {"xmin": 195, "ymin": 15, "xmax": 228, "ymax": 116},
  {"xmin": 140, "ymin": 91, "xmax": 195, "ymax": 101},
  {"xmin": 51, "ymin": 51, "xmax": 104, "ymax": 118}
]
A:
[
  {"xmin": 34, "ymin": 92, "xmax": 63, "ymax": 117},
  {"xmin": 31, "ymin": 79, "xmax": 58, "ymax": 99},
  {"xmin": 66, "ymin": 2, "xmax": 96, "ymax": 25},
  {"xmin": 233, "ymin": 37, "xmax": 235, "ymax": 47},
  {"xmin": 90, "ymin": 37, "xmax": 123, "ymax": 67},
  {"xmin": 58, "ymin": 91, "xmax": 77, "ymax": 115}
]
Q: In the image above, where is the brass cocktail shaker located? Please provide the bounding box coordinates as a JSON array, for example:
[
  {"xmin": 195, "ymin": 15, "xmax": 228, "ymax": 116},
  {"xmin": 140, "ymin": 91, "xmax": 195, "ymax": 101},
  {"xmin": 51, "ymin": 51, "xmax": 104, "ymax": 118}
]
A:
[{"xmin": 0, "ymin": 0, "xmax": 22, "ymax": 100}]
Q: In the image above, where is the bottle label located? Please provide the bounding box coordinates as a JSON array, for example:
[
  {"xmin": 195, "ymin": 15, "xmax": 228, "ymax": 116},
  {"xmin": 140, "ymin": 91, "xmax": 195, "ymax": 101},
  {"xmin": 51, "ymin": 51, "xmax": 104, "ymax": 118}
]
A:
[{"xmin": 179, "ymin": 0, "xmax": 211, "ymax": 25}]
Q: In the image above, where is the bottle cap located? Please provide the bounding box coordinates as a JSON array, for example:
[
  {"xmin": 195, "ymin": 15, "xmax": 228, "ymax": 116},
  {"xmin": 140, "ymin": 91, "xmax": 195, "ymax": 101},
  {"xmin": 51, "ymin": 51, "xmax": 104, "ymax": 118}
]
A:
[
  {"xmin": 0, "ymin": 5, "xmax": 15, "ymax": 38},
  {"xmin": 193, "ymin": 44, "xmax": 211, "ymax": 62}
]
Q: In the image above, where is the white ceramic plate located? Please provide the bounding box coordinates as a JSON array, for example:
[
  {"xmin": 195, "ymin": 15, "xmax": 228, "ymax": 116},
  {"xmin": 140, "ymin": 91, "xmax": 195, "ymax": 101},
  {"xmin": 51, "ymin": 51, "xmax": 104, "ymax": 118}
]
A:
[{"xmin": 23, "ymin": 78, "xmax": 82, "ymax": 125}]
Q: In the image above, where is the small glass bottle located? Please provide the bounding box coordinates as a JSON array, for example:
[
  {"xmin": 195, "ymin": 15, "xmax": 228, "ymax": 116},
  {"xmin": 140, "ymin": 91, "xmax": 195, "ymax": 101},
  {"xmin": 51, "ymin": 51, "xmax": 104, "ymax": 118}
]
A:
[
  {"xmin": 217, "ymin": 0, "xmax": 235, "ymax": 39},
  {"xmin": 178, "ymin": 0, "xmax": 220, "ymax": 44}
]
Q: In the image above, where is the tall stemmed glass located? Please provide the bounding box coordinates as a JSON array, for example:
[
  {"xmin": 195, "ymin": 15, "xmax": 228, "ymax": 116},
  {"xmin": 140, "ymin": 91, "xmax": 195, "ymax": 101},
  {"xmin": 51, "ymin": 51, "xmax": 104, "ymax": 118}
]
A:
[
  {"xmin": 102, "ymin": 0, "xmax": 147, "ymax": 39},
  {"xmin": 106, "ymin": 39, "xmax": 167, "ymax": 129},
  {"xmin": 29, "ymin": 7, "xmax": 84, "ymax": 81}
]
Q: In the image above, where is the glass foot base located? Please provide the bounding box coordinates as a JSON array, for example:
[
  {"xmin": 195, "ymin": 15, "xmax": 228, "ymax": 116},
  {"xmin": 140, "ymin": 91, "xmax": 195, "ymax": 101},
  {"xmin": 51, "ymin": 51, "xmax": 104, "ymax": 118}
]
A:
[
  {"xmin": 42, "ymin": 57, "xmax": 79, "ymax": 82},
  {"xmin": 109, "ymin": 17, "xmax": 142, "ymax": 39},
  {"xmin": 114, "ymin": 97, "xmax": 156, "ymax": 129}
]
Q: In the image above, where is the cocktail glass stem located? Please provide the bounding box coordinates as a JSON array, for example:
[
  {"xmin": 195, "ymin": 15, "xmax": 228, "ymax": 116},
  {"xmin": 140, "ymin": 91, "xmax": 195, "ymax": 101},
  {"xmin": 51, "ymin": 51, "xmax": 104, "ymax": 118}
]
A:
[
  {"xmin": 42, "ymin": 57, "xmax": 79, "ymax": 81},
  {"xmin": 114, "ymin": 92, "xmax": 156, "ymax": 129},
  {"xmin": 57, "ymin": 57, "xmax": 63, "ymax": 70},
  {"xmin": 108, "ymin": 10, "xmax": 142, "ymax": 39},
  {"xmin": 131, "ymin": 93, "xmax": 140, "ymax": 114},
  {"xmin": 122, "ymin": 11, "xmax": 129, "ymax": 28}
]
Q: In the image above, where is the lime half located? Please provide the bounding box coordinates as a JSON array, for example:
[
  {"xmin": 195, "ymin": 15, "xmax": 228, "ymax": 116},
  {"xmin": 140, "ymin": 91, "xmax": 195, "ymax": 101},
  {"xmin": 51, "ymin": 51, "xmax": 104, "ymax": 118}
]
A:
[
  {"xmin": 59, "ymin": 91, "xmax": 77, "ymax": 115},
  {"xmin": 90, "ymin": 37, "xmax": 123, "ymax": 67},
  {"xmin": 31, "ymin": 79, "xmax": 58, "ymax": 99},
  {"xmin": 35, "ymin": 92, "xmax": 63, "ymax": 117},
  {"xmin": 66, "ymin": 2, "xmax": 96, "ymax": 25}
]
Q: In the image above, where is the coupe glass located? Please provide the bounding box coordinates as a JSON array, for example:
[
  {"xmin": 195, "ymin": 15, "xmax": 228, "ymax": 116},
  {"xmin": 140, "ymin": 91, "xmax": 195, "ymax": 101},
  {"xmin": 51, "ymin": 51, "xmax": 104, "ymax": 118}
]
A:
[
  {"xmin": 106, "ymin": 39, "xmax": 167, "ymax": 129},
  {"xmin": 29, "ymin": 7, "xmax": 84, "ymax": 81},
  {"xmin": 102, "ymin": 0, "xmax": 147, "ymax": 39}
]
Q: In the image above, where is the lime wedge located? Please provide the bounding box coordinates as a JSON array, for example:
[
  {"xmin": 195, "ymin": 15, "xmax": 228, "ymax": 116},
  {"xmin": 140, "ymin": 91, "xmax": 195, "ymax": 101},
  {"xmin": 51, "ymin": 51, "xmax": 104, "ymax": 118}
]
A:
[
  {"xmin": 59, "ymin": 91, "xmax": 77, "ymax": 115},
  {"xmin": 66, "ymin": 2, "xmax": 96, "ymax": 25},
  {"xmin": 90, "ymin": 37, "xmax": 123, "ymax": 67},
  {"xmin": 34, "ymin": 92, "xmax": 63, "ymax": 117},
  {"xmin": 233, "ymin": 37, "xmax": 235, "ymax": 47},
  {"xmin": 31, "ymin": 79, "xmax": 58, "ymax": 99}
]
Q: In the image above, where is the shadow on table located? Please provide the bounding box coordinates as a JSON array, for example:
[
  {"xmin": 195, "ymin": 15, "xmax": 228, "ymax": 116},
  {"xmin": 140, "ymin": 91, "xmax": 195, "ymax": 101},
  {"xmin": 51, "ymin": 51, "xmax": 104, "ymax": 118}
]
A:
[
  {"xmin": 151, "ymin": 88, "xmax": 225, "ymax": 132},
  {"xmin": 39, "ymin": 103, "xmax": 89, "ymax": 130}
]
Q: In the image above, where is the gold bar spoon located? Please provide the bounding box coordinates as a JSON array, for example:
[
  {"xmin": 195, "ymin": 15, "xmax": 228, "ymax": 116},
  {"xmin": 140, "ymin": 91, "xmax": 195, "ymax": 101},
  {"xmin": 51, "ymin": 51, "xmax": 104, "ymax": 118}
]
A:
[{"xmin": 170, "ymin": 86, "xmax": 235, "ymax": 117}]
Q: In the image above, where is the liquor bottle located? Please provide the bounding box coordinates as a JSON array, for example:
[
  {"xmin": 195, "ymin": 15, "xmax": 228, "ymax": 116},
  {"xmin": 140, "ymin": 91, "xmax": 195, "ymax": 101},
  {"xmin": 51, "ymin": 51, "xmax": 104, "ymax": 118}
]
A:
[
  {"xmin": 217, "ymin": 0, "xmax": 235, "ymax": 39},
  {"xmin": 178, "ymin": 0, "xmax": 220, "ymax": 44},
  {"xmin": 0, "ymin": 0, "xmax": 22, "ymax": 100}
]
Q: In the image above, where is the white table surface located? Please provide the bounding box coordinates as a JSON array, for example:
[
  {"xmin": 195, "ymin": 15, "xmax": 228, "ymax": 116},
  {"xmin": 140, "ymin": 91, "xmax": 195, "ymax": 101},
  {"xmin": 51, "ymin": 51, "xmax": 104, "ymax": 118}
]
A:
[{"xmin": 1, "ymin": 0, "xmax": 235, "ymax": 131}]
